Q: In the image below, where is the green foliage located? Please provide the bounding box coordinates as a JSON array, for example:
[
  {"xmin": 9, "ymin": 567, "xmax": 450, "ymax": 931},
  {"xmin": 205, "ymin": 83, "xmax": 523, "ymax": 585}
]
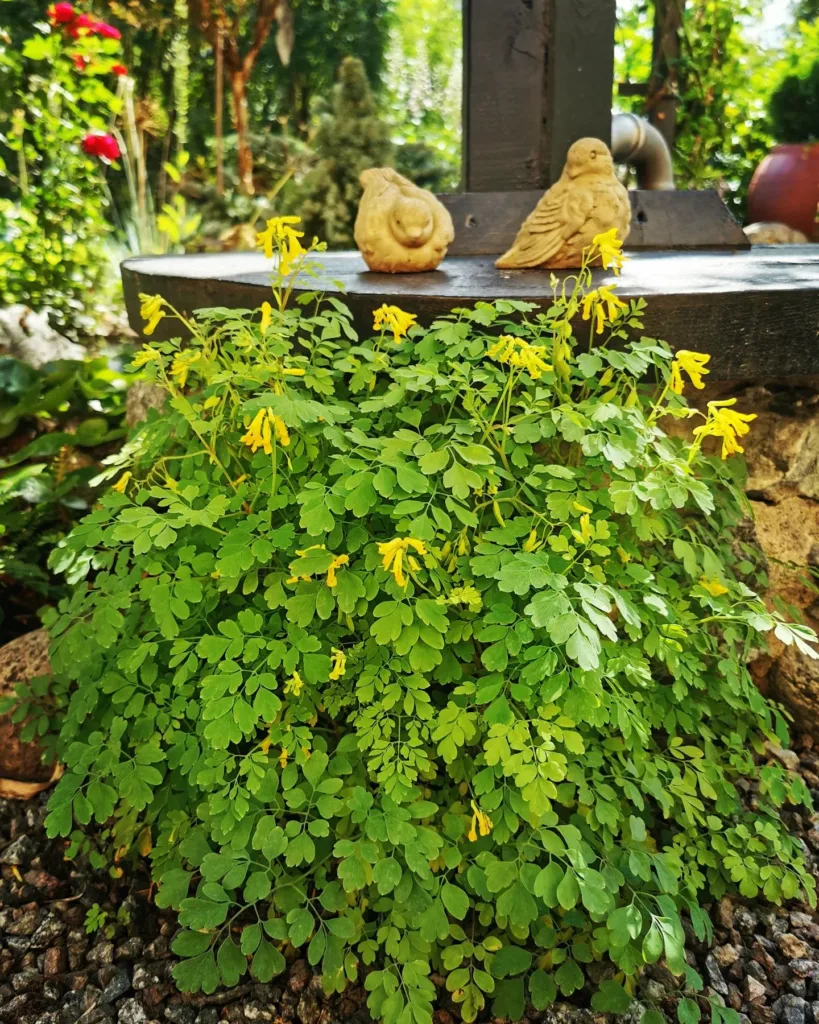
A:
[
  {"xmin": 0, "ymin": 355, "xmax": 129, "ymax": 641},
  {"xmin": 383, "ymin": 0, "xmax": 462, "ymax": 192},
  {"xmin": 36, "ymin": 233, "xmax": 817, "ymax": 1022},
  {"xmin": 0, "ymin": 16, "xmax": 123, "ymax": 329},
  {"xmin": 769, "ymin": 59, "xmax": 819, "ymax": 143},
  {"xmin": 294, "ymin": 57, "xmax": 393, "ymax": 247}
]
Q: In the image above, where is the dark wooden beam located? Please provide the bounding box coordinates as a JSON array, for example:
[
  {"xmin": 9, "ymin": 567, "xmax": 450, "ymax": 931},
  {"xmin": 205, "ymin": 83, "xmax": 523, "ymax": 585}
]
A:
[
  {"xmin": 120, "ymin": 247, "xmax": 819, "ymax": 380},
  {"xmin": 440, "ymin": 190, "xmax": 749, "ymax": 255},
  {"xmin": 462, "ymin": 0, "xmax": 616, "ymax": 192}
]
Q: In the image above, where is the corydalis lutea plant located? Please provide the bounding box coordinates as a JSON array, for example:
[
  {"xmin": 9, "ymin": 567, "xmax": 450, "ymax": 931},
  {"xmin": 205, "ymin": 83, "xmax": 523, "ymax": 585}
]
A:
[{"xmin": 38, "ymin": 220, "xmax": 817, "ymax": 1024}]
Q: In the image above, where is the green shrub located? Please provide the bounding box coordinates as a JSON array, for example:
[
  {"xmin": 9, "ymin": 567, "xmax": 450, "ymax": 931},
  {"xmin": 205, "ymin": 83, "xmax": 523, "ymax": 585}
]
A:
[
  {"xmin": 34, "ymin": 222, "xmax": 817, "ymax": 1024},
  {"xmin": 0, "ymin": 354, "xmax": 129, "ymax": 642},
  {"xmin": 769, "ymin": 59, "xmax": 819, "ymax": 143}
]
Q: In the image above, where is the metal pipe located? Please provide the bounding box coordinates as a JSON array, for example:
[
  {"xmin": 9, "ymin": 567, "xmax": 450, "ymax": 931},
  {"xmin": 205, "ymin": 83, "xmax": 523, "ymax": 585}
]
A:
[{"xmin": 611, "ymin": 112, "xmax": 675, "ymax": 190}]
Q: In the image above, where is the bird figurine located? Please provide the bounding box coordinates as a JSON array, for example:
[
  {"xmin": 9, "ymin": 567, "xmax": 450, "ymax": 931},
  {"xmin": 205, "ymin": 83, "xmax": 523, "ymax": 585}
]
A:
[
  {"xmin": 354, "ymin": 168, "xmax": 455, "ymax": 273},
  {"xmin": 496, "ymin": 138, "xmax": 631, "ymax": 271}
]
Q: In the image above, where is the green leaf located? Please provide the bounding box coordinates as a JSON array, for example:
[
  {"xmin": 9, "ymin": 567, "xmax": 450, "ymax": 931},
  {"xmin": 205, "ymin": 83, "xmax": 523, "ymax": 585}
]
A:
[
  {"xmin": 490, "ymin": 945, "xmax": 532, "ymax": 978},
  {"xmin": 591, "ymin": 981, "xmax": 631, "ymax": 1013},
  {"xmin": 441, "ymin": 883, "xmax": 470, "ymax": 920},
  {"xmin": 678, "ymin": 998, "xmax": 701, "ymax": 1024},
  {"xmin": 530, "ymin": 970, "xmax": 557, "ymax": 1010},
  {"xmin": 251, "ymin": 939, "xmax": 286, "ymax": 983}
]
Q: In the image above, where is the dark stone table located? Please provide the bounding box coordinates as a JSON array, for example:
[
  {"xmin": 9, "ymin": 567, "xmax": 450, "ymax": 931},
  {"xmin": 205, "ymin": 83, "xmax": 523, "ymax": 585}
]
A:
[{"xmin": 121, "ymin": 247, "xmax": 819, "ymax": 380}]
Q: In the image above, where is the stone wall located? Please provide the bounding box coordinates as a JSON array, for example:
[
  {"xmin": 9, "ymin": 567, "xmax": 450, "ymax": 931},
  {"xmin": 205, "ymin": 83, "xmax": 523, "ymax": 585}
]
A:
[{"xmin": 696, "ymin": 378, "xmax": 819, "ymax": 732}]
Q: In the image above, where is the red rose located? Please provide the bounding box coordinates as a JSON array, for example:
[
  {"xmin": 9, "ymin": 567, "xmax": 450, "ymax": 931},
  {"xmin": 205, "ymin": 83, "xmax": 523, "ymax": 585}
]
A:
[
  {"xmin": 111, "ymin": 63, "xmax": 128, "ymax": 76},
  {"xmin": 48, "ymin": 2, "xmax": 75, "ymax": 24},
  {"xmin": 82, "ymin": 132, "xmax": 121, "ymax": 161},
  {"xmin": 67, "ymin": 12, "xmax": 93, "ymax": 37},
  {"xmin": 91, "ymin": 21, "xmax": 121, "ymax": 39}
]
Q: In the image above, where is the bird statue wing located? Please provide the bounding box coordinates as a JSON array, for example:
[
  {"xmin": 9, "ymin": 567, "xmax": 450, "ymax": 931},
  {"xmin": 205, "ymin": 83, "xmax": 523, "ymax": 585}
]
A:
[{"xmin": 497, "ymin": 184, "xmax": 595, "ymax": 269}]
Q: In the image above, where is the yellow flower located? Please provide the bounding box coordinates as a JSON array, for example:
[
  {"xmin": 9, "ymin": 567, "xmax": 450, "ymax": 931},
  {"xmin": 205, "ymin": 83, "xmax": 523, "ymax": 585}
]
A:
[
  {"xmin": 329, "ymin": 647, "xmax": 347, "ymax": 680},
  {"xmin": 669, "ymin": 350, "xmax": 711, "ymax": 395},
  {"xmin": 280, "ymin": 230, "xmax": 306, "ymax": 277},
  {"xmin": 282, "ymin": 367, "xmax": 305, "ymax": 377},
  {"xmin": 278, "ymin": 747, "xmax": 289, "ymax": 768},
  {"xmin": 260, "ymin": 301, "xmax": 273, "ymax": 332},
  {"xmin": 571, "ymin": 513, "xmax": 594, "ymax": 545},
  {"xmin": 284, "ymin": 671, "xmax": 304, "ymax": 697},
  {"xmin": 467, "ymin": 800, "xmax": 493, "ymax": 842},
  {"xmin": 591, "ymin": 228, "xmax": 627, "ymax": 274},
  {"xmin": 260, "ymin": 734, "xmax": 272, "ymax": 755},
  {"xmin": 700, "ymin": 576, "xmax": 729, "ymax": 597},
  {"xmin": 131, "ymin": 346, "xmax": 162, "ymax": 368},
  {"xmin": 139, "ymin": 294, "xmax": 167, "ymax": 336},
  {"xmin": 372, "ymin": 304, "xmax": 417, "ymax": 344},
  {"xmin": 377, "ymin": 536, "xmax": 427, "ymax": 587},
  {"xmin": 111, "ymin": 471, "xmax": 131, "ymax": 493},
  {"xmin": 581, "ymin": 285, "xmax": 627, "ymax": 334},
  {"xmin": 326, "ymin": 554, "xmax": 349, "ymax": 588},
  {"xmin": 240, "ymin": 409, "xmax": 290, "ymax": 454},
  {"xmin": 170, "ymin": 350, "xmax": 200, "ymax": 389},
  {"xmin": 693, "ymin": 399, "xmax": 757, "ymax": 460},
  {"xmin": 486, "ymin": 335, "xmax": 552, "ymax": 380},
  {"xmin": 256, "ymin": 216, "xmax": 303, "ymax": 259}
]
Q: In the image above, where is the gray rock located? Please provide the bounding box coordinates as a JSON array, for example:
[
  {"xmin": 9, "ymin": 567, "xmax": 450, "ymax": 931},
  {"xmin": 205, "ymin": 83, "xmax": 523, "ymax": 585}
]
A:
[
  {"xmin": 746, "ymin": 975, "xmax": 768, "ymax": 1003},
  {"xmin": 791, "ymin": 960, "xmax": 819, "ymax": 979},
  {"xmin": 7, "ymin": 909, "xmax": 41, "ymax": 937},
  {"xmin": 194, "ymin": 1011, "xmax": 219, "ymax": 1024},
  {"xmin": 115, "ymin": 939, "xmax": 144, "ymax": 961},
  {"xmin": 30, "ymin": 915, "xmax": 66, "ymax": 949},
  {"xmin": 118, "ymin": 1000, "xmax": 148, "ymax": 1024},
  {"xmin": 101, "ymin": 967, "xmax": 131, "ymax": 1003},
  {"xmin": 0, "ymin": 306, "xmax": 84, "ymax": 368},
  {"xmin": 706, "ymin": 954, "xmax": 730, "ymax": 996},
  {"xmin": 164, "ymin": 1008, "xmax": 195, "ymax": 1024},
  {"xmin": 35, "ymin": 1014, "xmax": 60, "ymax": 1024},
  {"xmin": 735, "ymin": 907, "xmax": 760, "ymax": 935},
  {"xmin": 242, "ymin": 1004, "xmax": 273, "ymax": 1022},
  {"xmin": 87, "ymin": 942, "xmax": 115, "ymax": 967}
]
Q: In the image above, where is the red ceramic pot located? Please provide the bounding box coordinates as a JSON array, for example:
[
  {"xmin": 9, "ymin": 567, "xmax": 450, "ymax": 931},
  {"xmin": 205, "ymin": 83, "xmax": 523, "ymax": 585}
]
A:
[{"xmin": 748, "ymin": 144, "xmax": 819, "ymax": 240}]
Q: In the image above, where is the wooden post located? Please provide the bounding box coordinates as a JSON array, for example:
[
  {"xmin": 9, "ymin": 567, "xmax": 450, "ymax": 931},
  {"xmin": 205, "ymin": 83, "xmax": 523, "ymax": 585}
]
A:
[{"xmin": 462, "ymin": 0, "xmax": 616, "ymax": 191}]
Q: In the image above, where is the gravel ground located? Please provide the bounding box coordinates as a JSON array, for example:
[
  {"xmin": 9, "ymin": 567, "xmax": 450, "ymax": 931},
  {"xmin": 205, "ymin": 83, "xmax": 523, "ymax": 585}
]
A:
[{"xmin": 5, "ymin": 736, "xmax": 819, "ymax": 1024}]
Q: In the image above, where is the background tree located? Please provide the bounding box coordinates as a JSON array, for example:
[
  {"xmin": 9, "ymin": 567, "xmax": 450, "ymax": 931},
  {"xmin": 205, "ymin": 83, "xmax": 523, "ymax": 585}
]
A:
[
  {"xmin": 294, "ymin": 57, "xmax": 392, "ymax": 247},
  {"xmin": 188, "ymin": 0, "xmax": 293, "ymax": 194}
]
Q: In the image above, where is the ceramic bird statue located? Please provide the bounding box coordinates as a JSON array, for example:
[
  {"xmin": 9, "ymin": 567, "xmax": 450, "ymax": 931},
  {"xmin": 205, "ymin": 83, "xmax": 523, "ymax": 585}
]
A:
[
  {"xmin": 496, "ymin": 138, "xmax": 631, "ymax": 271},
  {"xmin": 355, "ymin": 168, "xmax": 455, "ymax": 273}
]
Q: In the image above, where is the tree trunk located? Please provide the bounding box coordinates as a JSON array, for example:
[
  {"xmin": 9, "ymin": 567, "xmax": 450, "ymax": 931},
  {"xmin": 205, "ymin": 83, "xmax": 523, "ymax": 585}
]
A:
[
  {"xmin": 647, "ymin": 0, "xmax": 683, "ymax": 150},
  {"xmin": 229, "ymin": 67, "xmax": 254, "ymax": 195}
]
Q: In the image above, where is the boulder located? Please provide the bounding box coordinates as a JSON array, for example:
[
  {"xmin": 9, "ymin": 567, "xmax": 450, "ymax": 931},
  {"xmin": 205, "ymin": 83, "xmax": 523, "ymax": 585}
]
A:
[{"xmin": 0, "ymin": 630, "xmax": 56, "ymax": 797}]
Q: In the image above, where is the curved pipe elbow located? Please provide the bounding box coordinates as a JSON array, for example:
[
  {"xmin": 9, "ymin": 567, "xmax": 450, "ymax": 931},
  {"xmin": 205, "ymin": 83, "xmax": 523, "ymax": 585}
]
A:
[{"xmin": 611, "ymin": 112, "xmax": 675, "ymax": 191}]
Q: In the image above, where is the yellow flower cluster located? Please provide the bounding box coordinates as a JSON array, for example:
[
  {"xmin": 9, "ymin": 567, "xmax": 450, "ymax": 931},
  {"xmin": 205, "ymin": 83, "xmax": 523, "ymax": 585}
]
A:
[
  {"xmin": 139, "ymin": 294, "xmax": 166, "ymax": 336},
  {"xmin": 240, "ymin": 408, "xmax": 290, "ymax": 454},
  {"xmin": 284, "ymin": 671, "xmax": 304, "ymax": 697},
  {"xmin": 372, "ymin": 304, "xmax": 417, "ymax": 344},
  {"xmin": 329, "ymin": 647, "xmax": 346, "ymax": 680},
  {"xmin": 700, "ymin": 576, "xmax": 729, "ymax": 597},
  {"xmin": 581, "ymin": 285, "xmax": 626, "ymax": 335},
  {"xmin": 694, "ymin": 399, "xmax": 757, "ymax": 460},
  {"xmin": 257, "ymin": 216, "xmax": 306, "ymax": 276},
  {"xmin": 170, "ymin": 350, "xmax": 200, "ymax": 389},
  {"xmin": 377, "ymin": 536, "xmax": 427, "ymax": 587},
  {"xmin": 592, "ymin": 228, "xmax": 627, "ymax": 274},
  {"xmin": 467, "ymin": 800, "xmax": 493, "ymax": 842},
  {"xmin": 111, "ymin": 471, "xmax": 131, "ymax": 494},
  {"xmin": 326, "ymin": 554, "xmax": 349, "ymax": 588},
  {"xmin": 487, "ymin": 335, "xmax": 552, "ymax": 380},
  {"xmin": 670, "ymin": 350, "xmax": 710, "ymax": 394}
]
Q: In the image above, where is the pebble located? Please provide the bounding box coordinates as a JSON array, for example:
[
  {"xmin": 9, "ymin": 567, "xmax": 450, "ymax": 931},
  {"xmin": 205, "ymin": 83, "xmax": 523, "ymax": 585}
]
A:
[
  {"xmin": 118, "ymin": 999, "xmax": 148, "ymax": 1024},
  {"xmin": 781, "ymin": 934, "xmax": 813, "ymax": 960},
  {"xmin": 102, "ymin": 966, "xmax": 132, "ymax": 1002},
  {"xmin": 0, "ymin": 836, "xmax": 35, "ymax": 865},
  {"xmin": 746, "ymin": 976, "xmax": 768, "ymax": 1003},
  {"xmin": 715, "ymin": 944, "xmax": 741, "ymax": 967},
  {"xmin": 87, "ymin": 942, "xmax": 115, "ymax": 967},
  {"xmin": 769, "ymin": 745, "xmax": 801, "ymax": 771},
  {"xmin": 42, "ymin": 948, "xmax": 65, "ymax": 977}
]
